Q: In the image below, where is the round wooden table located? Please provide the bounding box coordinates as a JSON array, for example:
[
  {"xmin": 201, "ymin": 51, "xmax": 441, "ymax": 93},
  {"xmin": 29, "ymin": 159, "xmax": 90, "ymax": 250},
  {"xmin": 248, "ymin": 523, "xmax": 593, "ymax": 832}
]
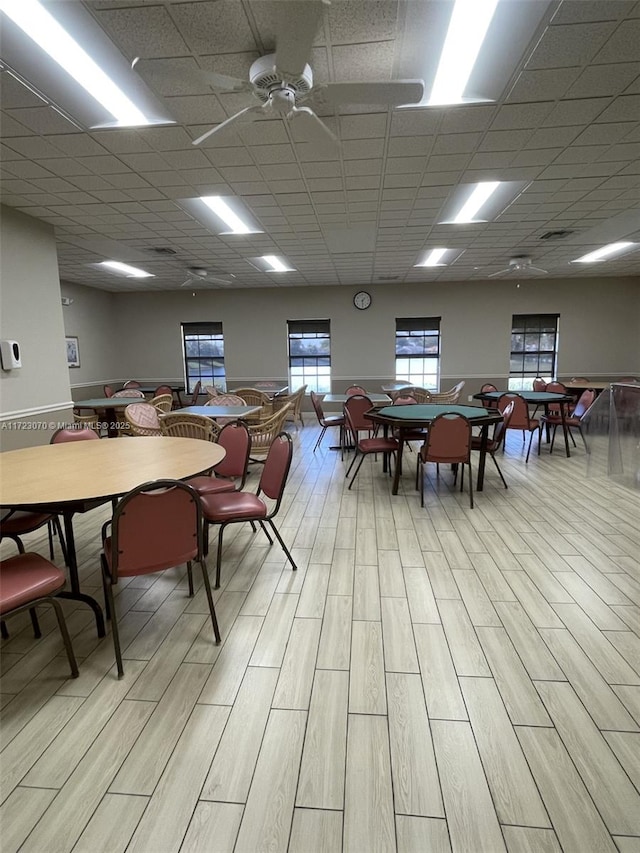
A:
[{"xmin": 0, "ymin": 437, "xmax": 225, "ymax": 634}]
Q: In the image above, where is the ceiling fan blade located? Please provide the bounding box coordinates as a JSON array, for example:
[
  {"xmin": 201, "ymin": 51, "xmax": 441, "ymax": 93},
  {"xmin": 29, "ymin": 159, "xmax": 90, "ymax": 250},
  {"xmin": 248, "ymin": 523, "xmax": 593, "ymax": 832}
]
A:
[
  {"xmin": 192, "ymin": 105, "xmax": 263, "ymax": 145},
  {"xmin": 319, "ymin": 79, "xmax": 425, "ymax": 107},
  {"xmin": 488, "ymin": 268, "xmax": 510, "ymax": 278},
  {"xmin": 529, "ymin": 266, "xmax": 548, "ymax": 274},
  {"xmin": 179, "ymin": 277, "xmax": 196, "ymax": 287},
  {"xmin": 203, "ymin": 71, "xmax": 253, "ymax": 93},
  {"xmin": 289, "ymin": 106, "xmax": 339, "ymax": 146},
  {"xmin": 207, "ymin": 275, "xmax": 235, "ymax": 285},
  {"xmin": 274, "ymin": 0, "xmax": 324, "ymax": 79}
]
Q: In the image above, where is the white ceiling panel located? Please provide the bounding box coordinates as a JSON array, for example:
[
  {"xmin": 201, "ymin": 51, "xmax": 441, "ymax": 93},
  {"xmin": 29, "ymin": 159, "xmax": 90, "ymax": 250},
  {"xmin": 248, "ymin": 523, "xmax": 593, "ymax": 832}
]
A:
[{"xmin": 0, "ymin": 0, "xmax": 638, "ymax": 290}]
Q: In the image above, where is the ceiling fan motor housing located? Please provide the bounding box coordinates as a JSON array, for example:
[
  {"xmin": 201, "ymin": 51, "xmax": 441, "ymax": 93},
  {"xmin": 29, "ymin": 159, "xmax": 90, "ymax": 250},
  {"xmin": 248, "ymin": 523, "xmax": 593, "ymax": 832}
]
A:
[{"xmin": 249, "ymin": 53, "xmax": 313, "ymax": 101}]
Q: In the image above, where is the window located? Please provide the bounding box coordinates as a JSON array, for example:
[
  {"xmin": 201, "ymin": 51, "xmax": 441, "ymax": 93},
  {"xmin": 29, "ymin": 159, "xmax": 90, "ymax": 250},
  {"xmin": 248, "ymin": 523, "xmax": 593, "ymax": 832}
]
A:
[
  {"xmin": 395, "ymin": 317, "xmax": 441, "ymax": 390},
  {"xmin": 181, "ymin": 322, "xmax": 226, "ymax": 393},
  {"xmin": 287, "ymin": 319, "xmax": 331, "ymax": 393},
  {"xmin": 509, "ymin": 313, "xmax": 559, "ymax": 391}
]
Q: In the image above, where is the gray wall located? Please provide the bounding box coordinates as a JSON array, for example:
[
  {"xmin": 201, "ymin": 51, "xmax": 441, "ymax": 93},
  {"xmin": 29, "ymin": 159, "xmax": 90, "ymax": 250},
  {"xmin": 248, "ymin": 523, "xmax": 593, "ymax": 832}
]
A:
[
  {"xmin": 110, "ymin": 276, "xmax": 640, "ymax": 390},
  {"xmin": 0, "ymin": 206, "xmax": 73, "ymax": 449}
]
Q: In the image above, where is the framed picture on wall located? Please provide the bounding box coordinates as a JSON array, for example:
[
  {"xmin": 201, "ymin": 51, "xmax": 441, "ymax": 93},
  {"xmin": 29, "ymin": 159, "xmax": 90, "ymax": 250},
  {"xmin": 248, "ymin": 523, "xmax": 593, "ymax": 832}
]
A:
[{"xmin": 66, "ymin": 336, "xmax": 80, "ymax": 368}]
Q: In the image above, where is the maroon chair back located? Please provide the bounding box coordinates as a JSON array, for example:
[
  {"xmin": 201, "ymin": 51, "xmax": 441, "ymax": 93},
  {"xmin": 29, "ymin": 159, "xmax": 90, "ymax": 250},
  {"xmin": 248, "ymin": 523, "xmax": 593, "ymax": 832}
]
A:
[
  {"xmin": 310, "ymin": 390, "xmax": 325, "ymax": 422},
  {"xmin": 492, "ymin": 400, "xmax": 514, "ymax": 449},
  {"xmin": 545, "ymin": 381, "xmax": 567, "ymax": 415},
  {"xmin": 258, "ymin": 432, "xmax": 293, "ymax": 503},
  {"xmin": 123, "ymin": 380, "xmax": 141, "ymax": 389},
  {"xmin": 392, "ymin": 395, "xmax": 417, "ymax": 406},
  {"xmin": 343, "ymin": 394, "xmax": 373, "ymax": 432},
  {"xmin": 103, "ymin": 385, "xmax": 115, "ymax": 398},
  {"xmin": 498, "ymin": 393, "xmax": 531, "ymax": 429},
  {"xmin": 346, "ymin": 385, "xmax": 367, "ymax": 396},
  {"xmin": 572, "ymin": 388, "xmax": 596, "ymax": 419},
  {"xmin": 154, "ymin": 384, "xmax": 173, "ymax": 397},
  {"xmin": 532, "ymin": 377, "xmax": 547, "ymax": 392},
  {"xmin": 214, "ymin": 421, "xmax": 251, "ymax": 485},
  {"xmin": 190, "ymin": 380, "xmax": 202, "ymax": 405},
  {"xmin": 51, "ymin": 426, "xmax": 100, "ymax": 443},
  {"xmin": 109, "ymin": 481, "xmax": 201, "ymax": 580},
  {"xmin": 421, "ymin": 413, "xmax": 471, "ymax": 464},
  {"xmin": 480, "ymin": 383, "xmax": 497, "ymax": 409}
]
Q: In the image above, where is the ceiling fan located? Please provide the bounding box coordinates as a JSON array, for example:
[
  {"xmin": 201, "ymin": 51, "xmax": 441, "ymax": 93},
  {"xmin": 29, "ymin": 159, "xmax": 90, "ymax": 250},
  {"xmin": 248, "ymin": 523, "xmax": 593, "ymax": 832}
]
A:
[
  {"xmin": 133, "ymin": 1, "xmax": 424, "ymax": 147},
  {"xmin": 488, "ymin": 256, "xmax": 548, "ymax": 278},
  {"xmin": 179, "ymin": 268, "xmax": 235, "ymax": 288}
]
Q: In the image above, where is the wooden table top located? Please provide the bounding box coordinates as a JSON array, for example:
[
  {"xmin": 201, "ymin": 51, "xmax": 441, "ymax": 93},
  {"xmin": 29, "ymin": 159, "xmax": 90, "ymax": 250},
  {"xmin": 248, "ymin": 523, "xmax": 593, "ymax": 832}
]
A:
[{"xmin": 0, "ymin": 437, "xmax": 225, "ymax": 506}]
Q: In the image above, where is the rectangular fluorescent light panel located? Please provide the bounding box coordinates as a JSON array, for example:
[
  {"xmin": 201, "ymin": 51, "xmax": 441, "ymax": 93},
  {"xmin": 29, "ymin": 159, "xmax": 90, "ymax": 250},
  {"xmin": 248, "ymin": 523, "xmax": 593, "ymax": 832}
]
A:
[
  {"xmin": 0, "ymin": 0, "xmax": 150, "ymax": 126},
  {"xmin": 200, "ymin": 197, "xmax": 257, "ymax": 235},
  {"xmin": 262, "ymin": 255, "xmax": 293, "ymax": 272},
  {"xmin": 429, "ymin": 0, "xmax": 499, "ymax": 106},
  {"xmin": 573, "ymin": 242, "xmax": 635, "ymax": 263},
  {"xmin": 417, "ymin": 248, "xmax": 449, "ymax": 267},
  {"xmin": 98, "ymin": 261, "xmax": 154, "ymax": 278},
  {"xmin": 452, "ymin": 181, "xmax": 501, "ymax": 223}
]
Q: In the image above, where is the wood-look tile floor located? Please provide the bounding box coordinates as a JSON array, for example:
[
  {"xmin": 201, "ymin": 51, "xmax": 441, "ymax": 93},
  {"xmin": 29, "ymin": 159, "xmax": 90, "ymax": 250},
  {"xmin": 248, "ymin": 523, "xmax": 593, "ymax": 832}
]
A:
[{"xmin": 2, "ymin": 422, "xmax": 640, "ymax": 853}]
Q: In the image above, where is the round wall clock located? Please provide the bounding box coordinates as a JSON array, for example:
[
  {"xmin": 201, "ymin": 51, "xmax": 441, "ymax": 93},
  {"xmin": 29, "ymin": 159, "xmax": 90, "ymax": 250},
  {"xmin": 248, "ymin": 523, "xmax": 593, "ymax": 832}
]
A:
[{"xmin": 353, "ymin": 290, "xmax": 372, "ymax": 310}]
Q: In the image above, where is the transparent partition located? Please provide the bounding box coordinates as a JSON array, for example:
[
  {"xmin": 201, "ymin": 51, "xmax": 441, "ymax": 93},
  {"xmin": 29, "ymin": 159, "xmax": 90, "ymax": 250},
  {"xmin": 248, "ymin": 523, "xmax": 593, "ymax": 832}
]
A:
[{"xmin": 585, "ymin": 383, "xmax": 640, "ymax": 489}]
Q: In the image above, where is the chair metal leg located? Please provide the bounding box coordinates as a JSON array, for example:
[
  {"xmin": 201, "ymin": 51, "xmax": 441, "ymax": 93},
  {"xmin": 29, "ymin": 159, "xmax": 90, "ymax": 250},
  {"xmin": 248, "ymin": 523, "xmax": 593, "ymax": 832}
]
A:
[
  {"xmin": 491, "ymin": 452, "xmax": 508, "ymax": 488},
  {"xmin": 199, "ymin": 558, "xmax": 221, "ymax": 643},
  {"xmin": 47, "ymin": 520, "xmax": 55, "ymax": 560},
  {"xmin": 526, "ymin": 430, "xmax": 537, "ymax": 462},
  {"xmin": 267, "ymin": 520, "xmax": 297, "ymax": 570},
  {"xmin": 103, "ymin": 571, "xmax": 124, "ymax": 678},
  {"xmin": 215, "ymin": 525, "xmax": 226, "ymax": 589},
  {"xmin": 186, "ymin": 561, "xmax": 194, "ymax": 596},
  {"xmin": 53, "ymin": 516, "xmax": 68, "ymax": 566},
  {"xmin": 29, "ymin": 607, "xmax": 42, "ymax": 638},
  {"xmin": 258, "ymin": 520, "xmax": 273, "ymax": 545},
  {"xmin": 0, "ymin": 621, "xmax": 8, "ymax": 639},
  {"xmin": 467, "ymin": 459, "xmax": 474, "ymax": 509},
  {"xmin": 313, "ymin": 425, "xmax": 327, "ymax": 452},
  {"xmin": 49, "ymin": 597, "xmax": 79, "ymax": 678},
  {"xmin": 347, "ymin": 454, "xmax": 368, "ymax": 489}
]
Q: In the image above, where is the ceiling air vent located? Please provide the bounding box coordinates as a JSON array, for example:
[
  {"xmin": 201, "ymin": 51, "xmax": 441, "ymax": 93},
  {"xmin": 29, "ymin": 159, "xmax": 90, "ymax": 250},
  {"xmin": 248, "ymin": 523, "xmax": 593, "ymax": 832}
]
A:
[
  {"xmin": 377, "ymin": 275, "xmax": 399, "ymax": 281},
  {"xmin": 539, "ymin": 230, "xmax": 574, "ymax": 241},
  {"xmin": 150, "ymin": 246, "xmax": 177, "ymax": 254}
]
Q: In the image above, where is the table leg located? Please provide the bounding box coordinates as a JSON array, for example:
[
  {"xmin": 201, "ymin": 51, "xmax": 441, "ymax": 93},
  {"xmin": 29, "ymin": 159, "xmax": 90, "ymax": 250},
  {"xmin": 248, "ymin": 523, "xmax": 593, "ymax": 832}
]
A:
[
  {"xmin": 58, "ymin": 510, "xmax": 105, "ymax": 637},
  {"xmin": 561, "ymin": 404, "xmax": 571, "ymax": 458},
  {"xmin": 476, "ymin": 425, "xmax": 489, "ymax": 491},
  {"xmin": 391, "ymin": 428, "xmax": 404, "ymax": 495}
]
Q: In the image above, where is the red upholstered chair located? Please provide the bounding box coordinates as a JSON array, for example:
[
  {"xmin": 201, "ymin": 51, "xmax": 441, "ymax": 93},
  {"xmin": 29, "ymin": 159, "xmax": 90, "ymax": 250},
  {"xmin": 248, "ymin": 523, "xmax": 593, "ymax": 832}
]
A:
[
  {"xmin": 346, "ymin": 385, "xmax": 367, "ymax": 396},
  {"xmin": 310, "ymin": 390, "xmax": 344, "ymax": 455},
  {"xmin": 190, "ymin": 380, "xmax": 202, "ymax": 405},
  {"xmin": 480, "ymin": 383, "xmax": 498, "ymax": 409},
  {"xmin": 117, "ymin": 388, "xmax": 145, "ymax": 398},
  {"xmin": 0, "ymin": 510, "xmax": 65, "ymax": 563},
  {"xmin": 103, "ymin": 384, "xmax": 115, "ymax": 398},
  {"xmin": 417, "ymin": 413, "xmax": 474, "ymax": 508},
  {"xmin": 188, "ymin": 420, "xmax": 251, "ymax": 497},
  {"xmin": 541, "ymin": 388, "xmax": 596, "ymax": 453},
  {"xmin": 154, "ymin": 384, "xmax": 173, "ymax": 396},
  {"xmin": 471, "ymin": 400, "xmax": 514, "ymax": 489},
  {"xmin": 51, "ymin": 426, "xmax": 100, "ymax": 443},
  {"xmin": 498, "ymin": 393, "xmax": 540, "ymax": 462},
  {"xmin": 392, "ymin": 394, "xmax": 426, "ymax": 447},
  {"xmin": 532, "ymin": 377, "xmax": 547, "ymax": 392},
  {"xmin": 0, "ymin": 552, "xmax": 79, "ymax": 677},
  {"xmin": 200, "ymin": 433, "xmax": 296, "ymax": 588},
  {"xmin": 343, "ymin": 394, "xmax": 376, "ymax": 448},
  {"xmin": 100, "ymin": 480, "xmax": 220, "ymax": 677},
  {"xmin": 344, "ymin": 401, "xmax": 399, "ymax": 490},
  {"xmin": 123, "ymin": 380, "xmax": 141, "ymax": 389}
]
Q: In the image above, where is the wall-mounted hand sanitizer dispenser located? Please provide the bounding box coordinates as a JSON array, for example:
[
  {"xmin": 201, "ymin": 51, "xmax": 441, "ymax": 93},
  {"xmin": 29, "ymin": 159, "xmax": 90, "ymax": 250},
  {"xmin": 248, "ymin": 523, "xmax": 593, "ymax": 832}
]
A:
[{"xmin": 0, "ymin": 340, "xmax": 22, "ymax": 369}]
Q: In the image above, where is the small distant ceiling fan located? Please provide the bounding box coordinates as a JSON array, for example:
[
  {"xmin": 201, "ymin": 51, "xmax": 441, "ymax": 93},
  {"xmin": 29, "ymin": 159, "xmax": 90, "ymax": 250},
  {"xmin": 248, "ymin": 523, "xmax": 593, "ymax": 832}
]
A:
[
  {"xmin": 179, "ymin": 267, "xmax": 235, "ymax": 288},
  {"xmin": 488, "ymin": 256, "xmax": 548, "ymax": 278},
  {"xmin": 133, "ymin": 0, "xmax": 424, "ymax": 147}
]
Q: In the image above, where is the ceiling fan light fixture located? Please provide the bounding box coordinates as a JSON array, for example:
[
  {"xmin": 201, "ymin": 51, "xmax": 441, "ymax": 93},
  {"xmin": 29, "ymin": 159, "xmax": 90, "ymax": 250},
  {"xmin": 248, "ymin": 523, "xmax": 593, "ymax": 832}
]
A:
[
  {"xmin": 0, "ymin": 0, "xmax": 151, "ymax": 127},
  {"xmin": 572, "ymin": 242, "xmax": 636, "ymax": 263},
  {"xmin": 428, "ymin": 0, "xmax": 499, "ymax": 106},
  {"xmin": 97, "ymin": 260, "xmax": 154, "ymax": 278}
]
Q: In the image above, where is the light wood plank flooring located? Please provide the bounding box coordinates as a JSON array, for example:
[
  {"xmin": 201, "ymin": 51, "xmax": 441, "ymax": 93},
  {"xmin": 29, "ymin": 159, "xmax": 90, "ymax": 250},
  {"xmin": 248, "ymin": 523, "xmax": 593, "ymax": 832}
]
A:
[{"xmin": 1, "ymin": 422, "xmax": 640, "ymax": 852}]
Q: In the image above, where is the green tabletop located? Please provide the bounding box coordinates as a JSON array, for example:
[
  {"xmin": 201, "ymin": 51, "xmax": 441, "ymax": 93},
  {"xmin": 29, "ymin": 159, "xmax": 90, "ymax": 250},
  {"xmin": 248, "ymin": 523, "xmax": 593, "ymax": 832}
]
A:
[{"xmin": 374, "ymin": 404, "xmax": 491, "ymax": 420}]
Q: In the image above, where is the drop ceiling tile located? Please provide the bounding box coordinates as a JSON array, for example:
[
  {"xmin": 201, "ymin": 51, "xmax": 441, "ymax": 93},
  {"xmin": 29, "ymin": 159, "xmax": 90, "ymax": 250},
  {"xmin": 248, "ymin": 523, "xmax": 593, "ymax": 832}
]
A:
[
  {"xmin": 95, "ymin": 6, "xmax": 190, "ymax": 57},
  {"xmin": 250, "ymin": 145, "xmax": 296, "ymax": 165},
  {"xmin": 259, "ymin": 163, "xmax": 302, "ymax": 181},
  {"xmin": 491, "ymin": 102, "xmax": 554, "ymax": 130},
  {"xmin": 344, "ymin": 159, "xmax": 383, "ymax": 176},
  {"xmin": 594, "ymin": 94, "xmax": 640, "ymax": 121},
  {"xmin": 574, "ymin": 121, "xmax": 637, "ymax": 144},
  {"xmin": 479, "ymin": 129, "xmax": 533, "ymax": 151},
  {"xmin": 598, "ymin": 141, "xmax": 640, "ymax": 160},
  {"xmin": 301, "ymin": 162, "xmax": 343, "ymax": 179},
  {"xmin": 387, "ymin": 156, "xmax": 426, "ymax": 174},
  {"xmin": 555, "ymin": 144, "xmax": 609, "ymax": 164},
  {"xmin": 170, "ymin": 2, "xmax": 257, "ymax": 53},
  {"xmin": 328, "ymin": 0, "xmax": 398, "ymax": 45},
  {"xmin": 3, "ymin": 160, "xmax": 55, "ymax": 179},
  {"xmin": 166, "ymin": 95, "xmax": 227, "ymax": 125},
  {"xmin": 525, "ymin": 126, "xmax": 583, "ymax": 148},
  {"xmin": 506, "ymin": 68, "xmax": 581, "ymax": 103},
  {"xmin": 527, "ymin": 22, "xmax": 617, "ymax": 69},
  {"xmin": 440, "ymin": 105, "xmax": 496, "ymax": 134},
  {"xmin": 343, "ymin": 139, "xmax": 385, "ymax": 159},
  {"xmin": 6, "ymin": 107, "xmax": 79, "ymax": 135},
  {"xmin": 238, "ymin": 121, "xmax": 290, "ymax": 146},
  {"xmin": 339, "ymin": 113, "xmax": 387, "ymax": 139},
  {"xmin": 552, "ymin": 1, "xmax": 636, "ymax": 24},
  {"xmin": 431, "ymin": 132, "xmax": 482, "ymax": 155},
  {"xmin": 567, "ymin": 62, "xmax": 640, "ymax": 99},
  {"xmin": 467, "ymin": 152, "xmax": 514, "ymax": 170},
  {"xmin": 593, "ymin": 18, "xmax": 640, "ymax": 62},
  {"xmin": 90, "ymin": 130, "xmax": 153, "ymax": 154},
  {"xmin": 542, "ymin": 97, "xmax": 611, "ymax": 126},
  {"xmin": 306, "ymin": 178, "xmax": 344, "ymax": 192},
  {"xmin": 510, "ymin": 148, "xmax": 564, "ymax": 167}
]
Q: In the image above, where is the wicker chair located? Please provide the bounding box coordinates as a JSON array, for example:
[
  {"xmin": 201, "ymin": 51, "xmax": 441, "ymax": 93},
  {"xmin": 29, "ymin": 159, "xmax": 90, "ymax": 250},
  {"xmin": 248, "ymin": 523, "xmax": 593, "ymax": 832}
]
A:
[
  {"xmin": 204, "ymin": 385, "xmax": 219, "ymax": 398},
  {"xmin": 159, "ymin": 412, "xmax": 219, "ymax": 441},
  {"xmin": 247, "ymin": 403, "xmax": 293, "ymax": 461},
  {"xmin": 233, "ymin": 388, "xmax": 272, "ymax": 420},
  {"xmin": 148, "ymin": 393, "xmax": 173, "ymax": 413},
  {"xmin": 394, "ymin": 386, "xmax": 432, "ymax": 404},
  {"xmin": 124, "ymin": 402, "xmax": 161, "ymax": 436},
  {"xmin": 272, "ymin": 385, "xmax": 307, "ymax": 429},
  {"xmin": 116, "ymin": 388, "xmax": 145, "ymax": 398},
  {"xmin": 72, "ymin": 411, "xmax": 101, "ymax": 434},
  {"xmin": 431, "ymin": 381, "xmax": 465, "ymax": 404}
]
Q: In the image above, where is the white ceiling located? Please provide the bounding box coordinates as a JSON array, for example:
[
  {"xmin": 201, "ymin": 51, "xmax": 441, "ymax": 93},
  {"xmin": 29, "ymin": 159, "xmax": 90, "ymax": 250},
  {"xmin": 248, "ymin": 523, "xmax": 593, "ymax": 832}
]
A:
[{"xmin": 1, "ymin": 0, "xmax": 640, "ymax": 292}]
